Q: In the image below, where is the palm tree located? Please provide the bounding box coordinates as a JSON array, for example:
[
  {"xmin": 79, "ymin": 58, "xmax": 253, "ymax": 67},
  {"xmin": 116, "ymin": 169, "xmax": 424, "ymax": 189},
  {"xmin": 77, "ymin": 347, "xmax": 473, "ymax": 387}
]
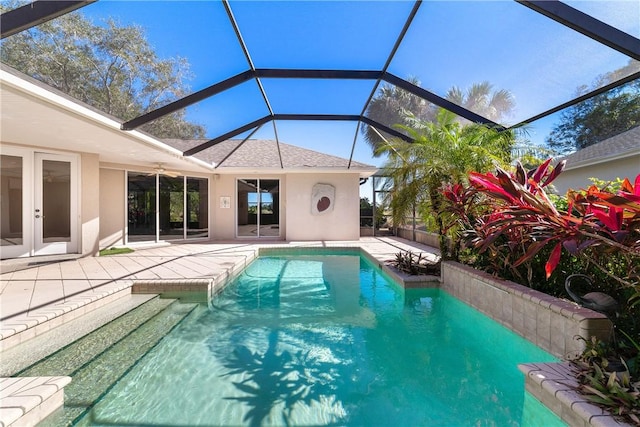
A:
[
  {"xmin": 377, "ymin": 109, "xmax": 515, "ymax": 259},
  {"xmin": 363, "ymin": 80, "xmax": 515, "ymax": 155},
  {"xmin": 445, "ymin": 81, "xmax": 515, "ymax": 123},
  {"xmin": 363, "ymin": 77, "xmax": 435, "ymax": 156}
]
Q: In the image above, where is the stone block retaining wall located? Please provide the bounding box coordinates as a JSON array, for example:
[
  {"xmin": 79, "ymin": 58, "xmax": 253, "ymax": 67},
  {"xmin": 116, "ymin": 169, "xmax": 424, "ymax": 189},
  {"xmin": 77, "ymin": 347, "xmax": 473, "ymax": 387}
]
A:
[
  {"xmin": 395, "ymin": 227, "xmax": 441, "ymax": 248},
  {"xmin": 441, "ymin": 261, "xmax": 613, "ymax": 359}
]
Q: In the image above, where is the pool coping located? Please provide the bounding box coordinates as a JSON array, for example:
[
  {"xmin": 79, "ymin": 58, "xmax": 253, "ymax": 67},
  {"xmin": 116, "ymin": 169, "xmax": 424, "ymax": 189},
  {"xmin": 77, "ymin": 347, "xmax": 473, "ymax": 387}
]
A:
[
  {"xmin": 1, "ymin": 240, "xmax": 625, "ymax": 426},
  {"xmin": 440, "ymin": 261, "xmax": 628, "ymax": 427},
  {"xmin": 520, "ymin": 362, "xmax": 629, "ymax": 427},
  {"xmin": 0, "ymin": 376, "xmax": 71, "ymax": 427}
]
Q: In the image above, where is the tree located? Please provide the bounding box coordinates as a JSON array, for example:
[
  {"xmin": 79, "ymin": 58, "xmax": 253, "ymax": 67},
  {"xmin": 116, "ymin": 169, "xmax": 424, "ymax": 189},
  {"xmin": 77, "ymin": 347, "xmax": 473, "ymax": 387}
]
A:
[
  {"xmin": 363, "ymin": 77, "xmax": 433, "ymax": 156},
  {"xmin": 360, "ymin": 197, "xmax": 372, "ymax": 209},
  {"xmin": 0, "ymin": 9, "xmax": 206, "ymax": 139},
  {"xmin": 445, "ymin": 81, "xmax": 515, "ymax": 124},
  {"xmin": 377, "ymin": 109, "xmax": 515, "ymax": 259},
  {"xmin": 545, "ymin": 60, "xmax": 640, "ymax": 155},
  {"xmin": 362, "ymin": 79, "xmax": 515, "ymax": 156}
]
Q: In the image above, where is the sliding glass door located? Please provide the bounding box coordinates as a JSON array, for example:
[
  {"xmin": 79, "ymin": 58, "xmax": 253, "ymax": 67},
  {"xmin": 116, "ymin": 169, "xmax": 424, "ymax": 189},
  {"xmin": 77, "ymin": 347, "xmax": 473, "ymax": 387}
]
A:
[
  {"xmin": 159, "ymin": 176, "xmax": 184, "ymax": 241},
  {"xmin": 127, "ymin": 173, "xmax": 157, "ymax": 242},
  {"xmin": 237, "ymin": 179, "xmax": 280, "ymax": 238},
  {"xmin": 187, "ymin": 177, "xmax": 209, "ymax": 238},
  {"xmin": 127, "ymin": 172, "xmax": 208, "ymax": 243}
]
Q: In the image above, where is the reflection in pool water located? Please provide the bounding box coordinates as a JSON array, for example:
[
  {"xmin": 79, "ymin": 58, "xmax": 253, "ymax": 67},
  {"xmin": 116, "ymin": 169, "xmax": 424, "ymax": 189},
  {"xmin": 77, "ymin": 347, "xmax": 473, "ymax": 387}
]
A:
[{"xmin": 71, "ymin": 253, "xmax": 564, "ymax": 426}]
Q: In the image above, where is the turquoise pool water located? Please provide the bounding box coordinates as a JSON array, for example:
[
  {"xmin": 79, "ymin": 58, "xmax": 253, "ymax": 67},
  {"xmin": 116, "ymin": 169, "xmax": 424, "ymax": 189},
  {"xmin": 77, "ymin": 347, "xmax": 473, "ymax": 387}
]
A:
[{"xmin": 74, "ymin": 253, "xmax": 564, "ymax": 426}]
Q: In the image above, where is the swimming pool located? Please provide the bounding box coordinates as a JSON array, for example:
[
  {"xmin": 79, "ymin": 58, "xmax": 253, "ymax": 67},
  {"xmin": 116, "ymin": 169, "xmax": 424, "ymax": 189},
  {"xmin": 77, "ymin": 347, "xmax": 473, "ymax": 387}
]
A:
[{"xmin": 38, "ymin": 252, "xmax": 565, "ymax": 426}]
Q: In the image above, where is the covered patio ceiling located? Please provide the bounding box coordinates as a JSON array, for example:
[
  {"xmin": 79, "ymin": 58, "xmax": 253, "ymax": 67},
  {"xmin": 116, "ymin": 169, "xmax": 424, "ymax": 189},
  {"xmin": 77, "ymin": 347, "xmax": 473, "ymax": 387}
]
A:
[{"xmin": 1, "ymin": 0, "xmax": 639, "ymax": 167}]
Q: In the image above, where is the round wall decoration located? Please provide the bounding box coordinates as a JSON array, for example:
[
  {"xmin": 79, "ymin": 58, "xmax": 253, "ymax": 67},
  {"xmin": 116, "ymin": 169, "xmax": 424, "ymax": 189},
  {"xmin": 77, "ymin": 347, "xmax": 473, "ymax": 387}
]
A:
[{"xmin": 311, "ymin": 183, "xmax": 335, "ymax": 215}]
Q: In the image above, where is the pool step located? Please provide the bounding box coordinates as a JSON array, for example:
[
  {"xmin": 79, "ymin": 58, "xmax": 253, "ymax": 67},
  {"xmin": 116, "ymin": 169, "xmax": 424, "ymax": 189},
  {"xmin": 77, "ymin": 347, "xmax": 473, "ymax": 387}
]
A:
[
  {"xmin": 0, "ymin": 294, "xmax": 163, "ymax": 427},
  {"xmin": 0, "ymin": 285, "xmax": 134, "ymax": 353},
  {"xmin": 25, "ymin": 299, "xmax": 198, "ymax": 426},
  {"xmin": 0, "ymin": 294, "xmax": 158, "ymax": 377}
]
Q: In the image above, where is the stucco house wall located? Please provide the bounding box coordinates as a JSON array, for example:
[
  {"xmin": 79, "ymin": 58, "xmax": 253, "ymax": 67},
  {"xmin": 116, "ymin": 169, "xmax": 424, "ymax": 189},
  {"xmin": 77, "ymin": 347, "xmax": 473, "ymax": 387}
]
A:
[
  {"xmin": 99, "ymin": 168, "xmax": 126, "ymax": 248},
  {"xmin": 97, "ymin": 170, "xmax": 362, "ymax": 243},
  {"xmin": 210, "ymin": 174, "xmax": 235, "ymax": 240},
  {"xmin": 81, "ymin": 153, "xmax": 100, "ymax": 256},
  {"xmin": 2, "ymin": 66, "xmax": 376, "ymax": 258},
  {"xmin": 285, "ymin": 173, "xmax": 360, "ymax": 241},
  {"xmin": 210, "ymin": 173, "xmax": 287, "ymax": 240}
]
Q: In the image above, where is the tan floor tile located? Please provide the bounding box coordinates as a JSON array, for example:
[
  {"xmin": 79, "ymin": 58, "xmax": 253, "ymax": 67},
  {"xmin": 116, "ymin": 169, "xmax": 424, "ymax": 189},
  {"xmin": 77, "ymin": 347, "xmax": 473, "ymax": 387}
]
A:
[
  {"xmin": 35, "ymin": 265, "xmax": 62, "ymax": 280},
  {"xmin": 29, "ymin": 280, "xmax": 64, "ymax": 309},
  {"xmin": 0, "ymin": 282, "xmax": 35, "ymax": 319},
  {"xmin": 58, "ymin": 262, "xmax": 88, "ymax": 280},
  {"xmin": 9, "ymin": 268, "xmax": 39, "ymax": 281},
  {"xmin": 61, "ymin": 280, "xmax": 95, "ymax": 301},
  {"xmin": 94, "ymin": 258, "xmax": 131, "ymax": 279},
  {"xmin": 125, "ymin": 265, "xmax": 161, "ymax": 280},
  {"xmin": 78, "ymin": 259, "xmax": 112, "ymax": 280},
  {"xmin": 111, "ymin": 256, "xmax": 158, "ymax": 279}
]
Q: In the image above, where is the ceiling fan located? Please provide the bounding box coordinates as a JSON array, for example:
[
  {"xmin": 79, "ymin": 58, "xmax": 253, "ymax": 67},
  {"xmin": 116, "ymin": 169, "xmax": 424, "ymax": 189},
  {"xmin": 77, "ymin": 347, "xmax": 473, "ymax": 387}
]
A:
[
  {"xmin": 43, "ymin": 170, "xmax": 70, "ymax": 183},
  {"xmin": 148, "ymin": 163, "xmax": 180, "ymax": 178}
]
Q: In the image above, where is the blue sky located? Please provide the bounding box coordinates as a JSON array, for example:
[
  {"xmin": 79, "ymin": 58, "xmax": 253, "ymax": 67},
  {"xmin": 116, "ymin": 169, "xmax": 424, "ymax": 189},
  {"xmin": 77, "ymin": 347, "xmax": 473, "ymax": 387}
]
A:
[{"xmin": 77, "ymin": 0, "xmax": 639, "ymax": 199}]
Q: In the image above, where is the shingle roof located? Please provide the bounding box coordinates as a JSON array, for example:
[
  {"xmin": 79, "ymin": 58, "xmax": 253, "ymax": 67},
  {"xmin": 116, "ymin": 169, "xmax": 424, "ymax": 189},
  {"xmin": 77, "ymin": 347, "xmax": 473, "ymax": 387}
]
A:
[
  {"xmin": 163, "ymin": 139, "xmax": 376, "ymax": 171},
  {"xmin": 561, "ymin": 126, "xmax": 640, "ymax": 169}
]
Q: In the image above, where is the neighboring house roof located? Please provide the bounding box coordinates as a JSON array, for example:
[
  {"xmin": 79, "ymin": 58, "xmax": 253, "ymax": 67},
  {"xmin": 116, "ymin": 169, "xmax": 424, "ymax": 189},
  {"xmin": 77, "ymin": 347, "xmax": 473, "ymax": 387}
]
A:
[
  {"xmin": 164, "ymin": 138, "xmax": 376, "ymax": 172},
  {"xmin": 560, "ymin": 126, "xmax": 640, "ymax": 170}
]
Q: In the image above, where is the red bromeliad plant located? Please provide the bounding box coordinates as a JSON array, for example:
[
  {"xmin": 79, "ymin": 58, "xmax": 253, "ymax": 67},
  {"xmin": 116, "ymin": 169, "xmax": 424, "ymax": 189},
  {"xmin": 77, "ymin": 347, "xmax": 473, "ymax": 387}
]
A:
[
  {"xmin": 444, "ymin": 162, "xmax": 640, "ymax": 425},
  {"xmin": 458, "ymin": 158, "xmax": 640, "ymax": 294}
]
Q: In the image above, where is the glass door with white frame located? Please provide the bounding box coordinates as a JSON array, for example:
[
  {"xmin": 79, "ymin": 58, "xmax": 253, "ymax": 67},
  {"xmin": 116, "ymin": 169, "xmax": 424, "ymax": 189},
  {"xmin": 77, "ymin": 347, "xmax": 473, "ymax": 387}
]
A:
[
  {"xmin": 0, "ymin": 151, "xmax": 31, "ymax": 258},
  {"xmin": 34, "ymin": 152, "xmax": 78, "ymax": 256}
]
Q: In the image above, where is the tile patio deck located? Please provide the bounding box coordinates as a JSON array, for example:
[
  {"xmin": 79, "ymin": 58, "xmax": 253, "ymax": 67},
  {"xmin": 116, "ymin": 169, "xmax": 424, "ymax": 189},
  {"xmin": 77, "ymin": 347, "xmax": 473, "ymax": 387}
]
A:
[{"xmin": 1, "ymin": 237, "xmax": 439, "ymax": 349}]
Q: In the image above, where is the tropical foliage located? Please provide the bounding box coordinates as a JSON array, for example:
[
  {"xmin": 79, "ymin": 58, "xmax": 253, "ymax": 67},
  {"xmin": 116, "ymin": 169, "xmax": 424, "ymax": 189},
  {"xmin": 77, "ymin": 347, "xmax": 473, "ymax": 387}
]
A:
[
  {"xmin": 391, "ymin": 251, "xmax": 440, "ymax": 276},
  {"xmin": 444, "ymin": 81, "xmax": 515, "ymax": 124},
  {"xmin": 451, "ymin": 161, "xmax": 640, "ymax": 291},
  {"xmin": 363, "ymin": 77, "xmax": 429, "ymax": 154},
  {"xmin": 573, "ymin": 335, "xmax": 640, "ymax": 425},
  {"xmin": 376, "ymin": 109, "xmax": 514, "ymax": 259},
  {"xmin": 441, "ymin": 162, "xmax": 640, "ymax": 424}
]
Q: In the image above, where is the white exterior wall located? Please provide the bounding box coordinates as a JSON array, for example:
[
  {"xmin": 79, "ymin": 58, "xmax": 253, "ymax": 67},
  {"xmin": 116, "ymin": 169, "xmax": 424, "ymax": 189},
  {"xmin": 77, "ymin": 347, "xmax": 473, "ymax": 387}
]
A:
[
  {"xmin": 285, "ymin": 173, "xmax": 360, "ymax": 241},
  {"xmin": 210, "ymin": 174, "xmax": 286, "ymax": 240},
  {"xmin": 80, "ymin": 153, "xmax": 100, "ymax": 256},
  {"xmin": 553, "ymin": 155, "xmax": 640, "ymax": 194},
  {"xmin": 210, "ymin": 172, "xmax": 361, "ymax": 241},
  {"xmin": 212, "ymin": 174, "xmax": 240, "ymax": 240},
  {"xmin": 99, "ymin": 168, "xmax": 125, "ymax": 248}
]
